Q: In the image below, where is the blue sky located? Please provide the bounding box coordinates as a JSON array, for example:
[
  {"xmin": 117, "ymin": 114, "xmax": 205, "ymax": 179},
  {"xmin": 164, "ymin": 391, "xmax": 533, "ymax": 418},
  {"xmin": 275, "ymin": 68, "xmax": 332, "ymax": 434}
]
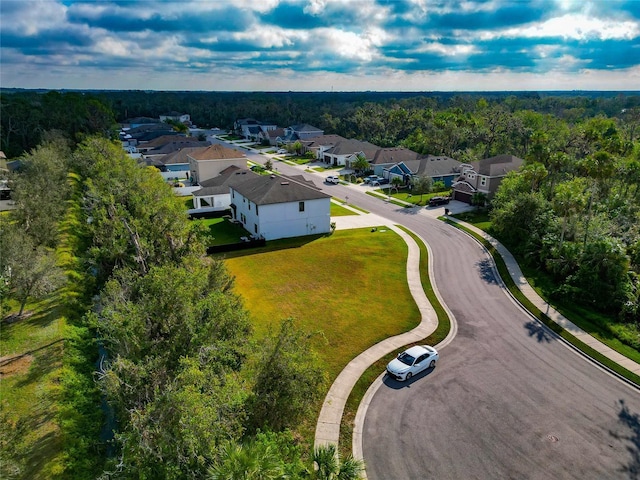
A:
[{"xmin": 1, "ymin": 0, "xmax": 639, "ymax": 91}]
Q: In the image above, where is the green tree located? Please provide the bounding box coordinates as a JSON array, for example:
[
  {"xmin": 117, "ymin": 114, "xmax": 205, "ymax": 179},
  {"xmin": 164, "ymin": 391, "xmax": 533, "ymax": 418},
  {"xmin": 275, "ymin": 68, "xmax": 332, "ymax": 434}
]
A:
[
  {"xmin": 75, "ymin": 137, "xmax": 204, "ymax": 283},
  {"xmin": 265, "ymin": 159, "xmax": 273, "ymax": 171},
  {"xmin": 246, "ymin": 318, "xmax": 328, "ymax": 433},
  {"xmin": 9, "ymin": 137, "xmax": 72, "ymax": 247},
  {"xmin": 411, "ymin": 175, "xmax": 432, "ymax": 203},
  {"xmin": 553, "ymin": 178, "xmax": 588, "ymax": 247},
  {"xmin": 351, "ymin": 153, "xmax": 370, "ymax": 174},
  {"xmin": 312, "ymin": 444, "xmax": 364, "ymax": 480},
  {"xmin": 96, "ymin": 259, "xmax": 252, "ymax": 478},
  {"xmin": 0, "ymin": 221, "xmax": 65, "ymax": 317}
]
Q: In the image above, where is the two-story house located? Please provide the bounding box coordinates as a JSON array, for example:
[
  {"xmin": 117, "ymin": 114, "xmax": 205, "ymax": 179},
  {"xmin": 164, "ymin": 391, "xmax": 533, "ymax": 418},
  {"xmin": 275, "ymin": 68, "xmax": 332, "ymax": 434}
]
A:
[
  {"xmin": 452, "ymin": 154, "xmax": 524, "ymax": 203},
  {"xmin": 230, "ymin": 174, "xmax": 331, "ymax": 240},
  {"xmin": 188, "ymin": 144, "xmax": 247, "ymax": 184}
]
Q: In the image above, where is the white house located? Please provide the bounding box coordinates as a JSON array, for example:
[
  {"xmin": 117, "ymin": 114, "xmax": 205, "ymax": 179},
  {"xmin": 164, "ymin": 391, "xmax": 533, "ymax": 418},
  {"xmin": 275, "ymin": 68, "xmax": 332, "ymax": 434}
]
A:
[{"xmin": 230, "ymin": 174, "xmax": 331, "ymax": 240}]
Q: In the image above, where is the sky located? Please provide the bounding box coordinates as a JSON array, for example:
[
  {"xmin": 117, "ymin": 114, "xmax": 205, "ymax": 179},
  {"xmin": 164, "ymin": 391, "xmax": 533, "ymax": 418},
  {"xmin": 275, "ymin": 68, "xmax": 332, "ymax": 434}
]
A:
[{"xmin": 1, "ymin": 0, "xmax": 639, "ymax": 92}]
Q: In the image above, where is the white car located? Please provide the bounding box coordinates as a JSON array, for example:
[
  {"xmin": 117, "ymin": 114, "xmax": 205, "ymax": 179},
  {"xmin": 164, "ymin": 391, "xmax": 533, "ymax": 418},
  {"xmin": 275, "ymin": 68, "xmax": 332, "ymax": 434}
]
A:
[
  {"xmin": 386, "ymin": 345, "xmax": 439, "ymax": 381},
  {"xmin": 276, "ymin": 149, "xmax": 287, "ymax": 154},
  {"xmin": 325, "ymin": 175, "xmax": 340, "ymax": 184}
]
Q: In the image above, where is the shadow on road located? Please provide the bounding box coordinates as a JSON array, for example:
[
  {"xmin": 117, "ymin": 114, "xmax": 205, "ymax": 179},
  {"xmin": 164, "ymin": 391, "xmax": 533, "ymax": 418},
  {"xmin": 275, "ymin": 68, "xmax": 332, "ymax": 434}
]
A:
[
  {"xmin": 610, "ymin": 399, "xmax": 640, "ymax": 478},
  {"xmin": 476, "ymin": 258, "xmax": 498, "ymax": 284},
  {"xmin": 523, "ymin": 321, "xmax": 553, "ymax": 343},
  {"xmin": 381, "ymin": 367, "xmax": 435, "ymax": 390}
]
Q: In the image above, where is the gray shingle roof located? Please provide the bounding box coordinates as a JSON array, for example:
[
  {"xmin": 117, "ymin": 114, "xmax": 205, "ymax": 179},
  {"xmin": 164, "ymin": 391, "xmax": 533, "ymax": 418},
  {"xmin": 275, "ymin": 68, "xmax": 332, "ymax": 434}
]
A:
[
  {"xmin": 470, "ymin": 154, "xmax": 524, "ymax": 176},
  {"xmin": 194, "ymin": 168, "xmax": 256, "ymax": 197},
  {"xmin": 232, "ymin": 174, "xmax": 330, "ymax": 206},
  {"xmin": 370, "ymin": 147, "xmax": 421, "ymax": 165},
  {"xmin": 325, "ymin": 139, "xmax": 379, "ymax": 157}
]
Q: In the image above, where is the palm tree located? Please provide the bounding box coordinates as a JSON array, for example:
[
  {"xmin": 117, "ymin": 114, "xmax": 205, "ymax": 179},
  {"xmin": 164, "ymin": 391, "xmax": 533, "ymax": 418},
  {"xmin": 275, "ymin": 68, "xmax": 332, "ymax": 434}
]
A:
[
  {"xmin": 312, "ymin": 444, "xmax": 364, "ymax": 480},
  {"xmin": 208, "ymin": 441, "xmax": 285, "ymax": 480}
]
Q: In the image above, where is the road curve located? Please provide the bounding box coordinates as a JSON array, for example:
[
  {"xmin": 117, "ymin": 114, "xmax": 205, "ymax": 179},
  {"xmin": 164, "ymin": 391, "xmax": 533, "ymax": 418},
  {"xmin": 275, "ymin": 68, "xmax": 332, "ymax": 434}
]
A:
[{"xmin": 223, "ymin": 146, "xmax": 640, "ymax": 479}]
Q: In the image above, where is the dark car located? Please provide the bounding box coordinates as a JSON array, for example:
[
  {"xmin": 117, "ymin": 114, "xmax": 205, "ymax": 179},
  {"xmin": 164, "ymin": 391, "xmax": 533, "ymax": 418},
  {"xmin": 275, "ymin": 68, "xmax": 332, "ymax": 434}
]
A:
[{"xmin": 428, "ymin": 196, "xmax": 450, "ymax": 206}]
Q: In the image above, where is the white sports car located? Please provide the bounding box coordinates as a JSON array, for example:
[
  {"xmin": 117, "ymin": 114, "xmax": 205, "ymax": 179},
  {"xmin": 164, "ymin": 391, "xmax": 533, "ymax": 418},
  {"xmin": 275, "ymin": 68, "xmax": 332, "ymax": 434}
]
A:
[{"xmin": 386, "ymin": 345, "xmax": 439, "ymax": 381}]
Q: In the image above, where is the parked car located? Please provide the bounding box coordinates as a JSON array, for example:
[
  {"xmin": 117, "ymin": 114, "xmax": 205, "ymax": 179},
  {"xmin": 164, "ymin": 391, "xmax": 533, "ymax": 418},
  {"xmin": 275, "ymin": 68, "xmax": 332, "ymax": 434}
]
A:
[
  {"xmin": 428, "ymin": 196, "xmax": 450, "ymax": 206},
  {"xmin": 364, "ymin": 175, "xmax": 381, "ymax": 184},
  {"xmin": 386, "ymin": 345, "xmax": 439, "ymax": 381},
  {"xmin": 276, "ymin": 149, "xmax": 287, "ymax": 154},
  {"xmin": 325, "ymin": 175, "xmax": 340, "ymax": 184}
]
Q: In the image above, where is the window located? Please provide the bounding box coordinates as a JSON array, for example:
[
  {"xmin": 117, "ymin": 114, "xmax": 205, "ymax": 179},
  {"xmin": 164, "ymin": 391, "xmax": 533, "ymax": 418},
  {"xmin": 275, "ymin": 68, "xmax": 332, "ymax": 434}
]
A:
[
  {"xmin": 299, "ymin": 201, "xmax": 305, "ymax": 212},
  {"xmin": 232, "ymin": 190, "xmax": 235, "ymax": 198},
  {"xmin": 255, "ymin": 205, "xmax": 259, "ymax": 216},
  {"xmin": 248, "ymin": 202, "xmax": 251, "ymax": 211},
  {"xmin": 254, "ymin": 224, "xmax": 258, "ymax": 233}
]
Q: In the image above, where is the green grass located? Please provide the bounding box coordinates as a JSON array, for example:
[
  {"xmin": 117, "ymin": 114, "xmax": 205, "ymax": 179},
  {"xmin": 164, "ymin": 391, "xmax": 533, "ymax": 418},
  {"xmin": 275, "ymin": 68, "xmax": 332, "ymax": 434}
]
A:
[
  {"xmin": 444, "ymin": 218, "xmax": 640, "ymax": 386},
  {"xmin": 1, "ymin": 295, "xmax": 67, "ymax": 478},
  {"xmin": 384, "ymin": 190, "xmax": 453, "ymax": 207},
  {"xmin": 193, "ymin": 217, "xmax": 249, "ymax": 245},
  {"xmin": 330, "ymin": 202, "xmax": 359, "ymax": 216}
]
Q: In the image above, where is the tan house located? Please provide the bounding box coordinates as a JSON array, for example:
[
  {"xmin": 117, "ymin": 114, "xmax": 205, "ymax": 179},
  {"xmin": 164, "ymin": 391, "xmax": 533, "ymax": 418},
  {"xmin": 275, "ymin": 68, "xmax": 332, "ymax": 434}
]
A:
[
  {"xmin": 452, "ymin": 154, "xmax": 524, "ymax": 203},
  {"xmin": 188, "ymin": 144, "xmax": 247, "ymax": 183}
]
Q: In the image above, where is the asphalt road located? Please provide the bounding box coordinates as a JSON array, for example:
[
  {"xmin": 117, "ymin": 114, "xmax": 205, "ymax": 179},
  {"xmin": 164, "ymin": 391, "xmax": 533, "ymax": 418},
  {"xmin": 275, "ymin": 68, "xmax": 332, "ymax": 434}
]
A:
[{"xmin": 226, "ymin": 145, "xmax": 640, "ymax": 480}]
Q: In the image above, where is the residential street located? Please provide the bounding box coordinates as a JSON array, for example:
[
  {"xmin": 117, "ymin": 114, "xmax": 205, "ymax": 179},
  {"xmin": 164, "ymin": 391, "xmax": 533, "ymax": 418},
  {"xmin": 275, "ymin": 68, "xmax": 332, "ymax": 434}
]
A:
[{"xmin": 219, "ymin": 141, "xmax": 640, "ymax": 480}]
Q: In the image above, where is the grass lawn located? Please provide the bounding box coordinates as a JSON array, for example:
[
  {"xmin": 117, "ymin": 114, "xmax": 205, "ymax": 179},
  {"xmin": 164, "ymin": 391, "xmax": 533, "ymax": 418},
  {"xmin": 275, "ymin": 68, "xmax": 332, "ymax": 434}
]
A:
[
  {"xmin": 193, "ymin": 217, "xmax": 249, "ymax": 245},
  {"xmin": 222, "ymin": 228, "xmax": 419, "ymax": 379},
  {"xmin": 330, "ymin": 202, "xmax": 358, "ymax": 216},
  {"xmin": 1, "ymin": 295, "xmax": 67, "ymax": 478},
  {"xmin": 384, "ymin": 189, "xmax": 453, "ymax": 207}
]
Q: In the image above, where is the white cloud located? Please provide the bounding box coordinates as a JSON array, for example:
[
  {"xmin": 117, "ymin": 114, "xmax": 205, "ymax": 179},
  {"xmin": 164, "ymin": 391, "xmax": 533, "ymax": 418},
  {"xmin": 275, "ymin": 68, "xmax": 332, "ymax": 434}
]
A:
[{"xmin": 504, "ymin": 13, "xmax": 639, "ymax": 40}]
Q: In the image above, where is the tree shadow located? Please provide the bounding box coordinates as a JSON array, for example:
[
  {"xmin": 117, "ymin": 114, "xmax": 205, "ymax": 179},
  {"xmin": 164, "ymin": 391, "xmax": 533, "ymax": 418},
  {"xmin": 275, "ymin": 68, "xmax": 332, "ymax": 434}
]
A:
[
  {"xmin": 14, "ymin": 340, "xmax": 64, "ymax": 388},
  {"xmin": 523, "ymin": 321, "xmax": 553, "ymax": 343},
  {"xmin": 382, "ymin": 367, "xmax": 435, "ymax": 390},
  {"xmin": 476, "ymin": 258, "xmax": 497, "ymax": 284},
  {"xmin": 610, "ymin": 399, "xmax": 640, "ymax": 479}
]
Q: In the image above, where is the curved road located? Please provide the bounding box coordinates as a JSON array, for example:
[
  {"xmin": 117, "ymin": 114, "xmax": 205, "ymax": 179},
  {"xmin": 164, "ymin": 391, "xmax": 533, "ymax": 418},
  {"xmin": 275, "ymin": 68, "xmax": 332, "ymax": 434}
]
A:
[{"xmin": 229, "ymin": 145, "xmax": 640, "ymax": 479}]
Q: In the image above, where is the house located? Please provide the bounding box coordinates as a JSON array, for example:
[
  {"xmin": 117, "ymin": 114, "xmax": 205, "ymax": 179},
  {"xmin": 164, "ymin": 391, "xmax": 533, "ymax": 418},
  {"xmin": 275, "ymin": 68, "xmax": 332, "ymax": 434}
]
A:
[
  {"xmin": 284, "ymin": 124, "xmax": 324, "ymax": 141},
  {"xmin": 302, "ymin": 134, "xmax": 347, "ymax": 160},
  {"xmin": 385, "ymin": 155, "xmax": 462, "ymax": 186},
  {"xmin": 191, "ymin": 167, "xmax": 256, "ymax": 212},
  {"xmin": 141, "ymin": 138, "xmax": 209, "ymax": 157},
  {"xmin": 230, "ymin": 174, "xmax": 331, "ymax": 240},
  {"xmin": 322, "ymin": 139, "xmax": 379, "ymax": 168},
  {"xmin": 451, "ymin": 154, "xmax": 524, "ymax": 203},
  {"xmin": 234, "ymin": 118, "xmax": 278, "ymax": 140},
  {"xmin": 369, "ymin": 147, "xmax": 422, "ymax": 176},
  {"xmin": 188, "ymin": 144, "xmax": 247, "ymax": 184},
  {"xmin": 258, "ymin": 127, "xmax": 286, "ymax": 146},
  {"xmin": 160, "ymin": 112, "xmax": 191, "ymax": 125}
]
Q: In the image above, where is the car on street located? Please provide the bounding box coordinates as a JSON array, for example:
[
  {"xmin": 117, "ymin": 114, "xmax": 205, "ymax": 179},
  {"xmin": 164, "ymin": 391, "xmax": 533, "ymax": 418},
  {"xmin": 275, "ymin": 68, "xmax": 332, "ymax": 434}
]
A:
[
  {"xmin": 276, "ymin": 149, "xmax": 287, "ymax": 154},
  {"xmin": 325, "ymin": 175, "xmax": 340, "ymax": 184},
  {"xmin": 386, "ymin": 345, "xmax": 439, "ymax": 381},
  {"xmin": 428, "ymin": 196, "xmax": 450, "ymax": 206}
]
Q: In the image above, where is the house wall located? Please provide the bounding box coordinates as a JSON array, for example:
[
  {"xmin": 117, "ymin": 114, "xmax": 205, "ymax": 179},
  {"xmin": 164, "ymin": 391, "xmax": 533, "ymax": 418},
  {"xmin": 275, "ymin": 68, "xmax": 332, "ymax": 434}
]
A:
[
  {"xmin": 232, "ymin": 192, "xmax": 330, "ymax": 240},
  {"xmin": 193, "ymin": 193, "xmax": 231, "ymax": 211},
  {"xmin": 189, "ymin": 157, "xmax": 247, "ymax": 183}
]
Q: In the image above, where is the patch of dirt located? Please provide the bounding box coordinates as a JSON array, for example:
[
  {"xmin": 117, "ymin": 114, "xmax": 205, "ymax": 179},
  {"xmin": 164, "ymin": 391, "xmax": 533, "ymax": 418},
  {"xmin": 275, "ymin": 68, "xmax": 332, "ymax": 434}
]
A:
[
  {"xmin": 0, "ymin": 355, "xmax": 34, "ymax": 377},
  {"xmin": 2, "ymin": 311, "xmax": 34, "ymax": 324}
]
